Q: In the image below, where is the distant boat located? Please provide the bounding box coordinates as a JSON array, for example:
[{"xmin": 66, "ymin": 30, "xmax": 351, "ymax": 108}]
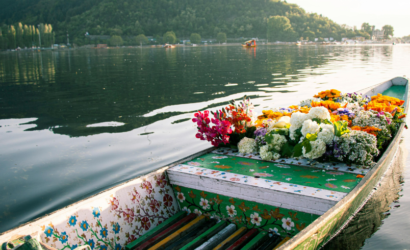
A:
[
  {"xmin": 242, "ymin": 39, "xmax": 257, "ymax": 47},
  {"xmin": 164, "ymin": 44, "xmax": 175, "ymax": 48},
  {"xmin": 296, "ymin": 41, "xmax": 302, "ymax": 46}
]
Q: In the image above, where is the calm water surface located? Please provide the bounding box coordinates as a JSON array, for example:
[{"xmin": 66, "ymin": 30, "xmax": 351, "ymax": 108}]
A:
[{"xmin": 1, "ymin": 45, "xmax": 410, "ymax": 248}]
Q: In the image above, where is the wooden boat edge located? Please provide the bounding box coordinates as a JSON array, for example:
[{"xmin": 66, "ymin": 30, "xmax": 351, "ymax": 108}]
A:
[
  {"xmin": 278, "ymin": 76, "xmax": 409, "ymax": 249},
  {"xmin": 0, "ymin": 146, "xmax": 214, "ymax": 239}
]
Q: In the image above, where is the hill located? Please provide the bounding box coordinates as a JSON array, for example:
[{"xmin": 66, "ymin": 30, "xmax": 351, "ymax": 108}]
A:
[{"xmin": 0, "ymin": 0, "xmax": 370, "ymax": 45}]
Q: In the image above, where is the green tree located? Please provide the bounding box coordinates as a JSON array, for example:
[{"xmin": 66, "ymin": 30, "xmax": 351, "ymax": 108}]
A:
[
  {"xmin": 216, "ymin": 32, "xmax": 226, "ymax": 43},
  {"xmin": 135, "ymin": 34, "xmax": 148, "ymax": 45},
  {"xmin": 109, "ymin": 28, "xmax": 123, "ymax": 36},
  {"xmin": 163, "ymin": 31, "xmax": 176, "ymax": 44},
  {"xmin": 134, "ymin": 21, "xmax": 144, "ymax": 35},
  {"xmin": 190, "ymin": 33, "xmax": 201, "ymax": 44},
  {"xmin": 302, "ymin": 29, "xmax": 315, "ymax": 41},
  {"xmin": 382, "ymin": 25, "xmax": 394, "ymax": 39},
  {"xmin": 267, "ymin": 16, "xmax": 296, "ymax": 42},
  {"xmin": 361, "ymin": 22, "xmax": 372, "ymax": 34},
  {"xmin": 109, "ymin": 35, "xmax": 123, "ymax": 46}
]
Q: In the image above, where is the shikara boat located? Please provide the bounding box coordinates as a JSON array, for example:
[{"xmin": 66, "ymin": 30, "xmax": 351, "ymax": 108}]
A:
[{"xmin": 1, "ymin": 77, "xmax": 408, "ymax": 250}]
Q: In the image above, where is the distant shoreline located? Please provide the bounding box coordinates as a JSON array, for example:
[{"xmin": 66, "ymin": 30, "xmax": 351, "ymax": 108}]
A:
[{"xmin": 1, "ymin": 41, "xmax": 407, "ymax": 54}]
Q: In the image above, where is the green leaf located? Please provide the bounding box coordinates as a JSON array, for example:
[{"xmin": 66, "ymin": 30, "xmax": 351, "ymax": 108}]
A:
[
  {"xmin": 293, "ymin": 143, "xmax": 303, "ymax": 157},
  {"xmin": 334, "ymin": 121, "xmax": 350, "ymax": 137},
  {"xmin": 265, "ymin": 132, "xmax": 275, "ymax": 145},
  {"xmin": 311, "ymin": 118, "xmax": 322, "ymax": 124},
  {"xmin": 302, "ymin": 139, "xmax": 312, "ymax": 153},
  {"xmin": 280, "ymin": 142, "xmax": 294, "ymax": 157},
  {"xmin": 323, "ymin": 119, "xmax": 332, "ymax": 125}
]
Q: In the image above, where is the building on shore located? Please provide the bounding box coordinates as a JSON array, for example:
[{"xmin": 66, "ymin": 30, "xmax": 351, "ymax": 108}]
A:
[{"xmin": 372, "ymin": 29, "xmax": 384, "ymax": 41}]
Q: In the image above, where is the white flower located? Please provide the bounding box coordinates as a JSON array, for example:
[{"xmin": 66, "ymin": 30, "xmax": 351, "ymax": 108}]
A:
[
  {"xmin": 289, "ymin": 127, "xmax": 299, "ymax": 141},
  {"xmin": 335, "ymin": 130, "xmax": 379, "ymax": 166},
  {"xmin": 262, "ymin": 119, "xmax": 276, "ymax": 130},
  {"xmin": 278, "ymin": 116, "xmax": 291, "ymax": 123},
  {"xmin": 308, "ymin": 107, "xmax": 331, "ymax": 120},
  {"xmin": 346, "ymin": 102, "xmax": 362, "ymax": 113},
  {"xmin": 238, "ymin": 137, "xmax": 257, "ymax": 154},
  {"xmin": 260, "ymin": 145, "xmax": 273, "ymax": 161},
  {"xmin": 301, "ymin": 119, "xmax": 320, "ymax": 137},
  {"xmin": 318, "ymin": 124, "xmax": 335, "ymax": 144},
  {"xmin": 268, "ymin": 133, "xmax": 287, "ymax": 152},
  {"xmin": 226, "ymin": 205, "xmax": 237, "ymax": 217},
  {"xmin": 300, "ymin": 98, "xmax": 321, "ymax": 108},
  {"xmin": 290, "ymin": 112, "xmax": 309, "ymax": 129},
  {"xmin": 194, "ymin": 209, "xmax": 202, "ymax": 216},
  {"xmin": 177, "ymin": 192, "xmax": 185, "ymax": 203},
  {"xmin": 250, "ymin": 212, "xmax": 262, "ymax": 226},
  {"xmin": 273, "ymin": 153, "xmax": 281, "ymax": 160},
  {"xmin": 302, "ymin": 139, "xmax": 326, "ymax": 159},
  {"xmin": 199, "ymin": 198, "xmax": 210, "ymax": 210},
  {"xmin": 182, "ymin": 206, "xmax": 191, "ymax": 214},
  {"xmin": 282, "ymin": 217, "xmax": 295, "ymax": 230},
  {"xmin": 269, "ymin": 227, "xmax": 280, "ymax": 235}
]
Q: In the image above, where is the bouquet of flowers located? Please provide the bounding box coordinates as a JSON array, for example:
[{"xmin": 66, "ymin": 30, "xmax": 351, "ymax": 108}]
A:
[{"xmin": 193, "ymin": 89, "xmax": 406, "ymax": 167}]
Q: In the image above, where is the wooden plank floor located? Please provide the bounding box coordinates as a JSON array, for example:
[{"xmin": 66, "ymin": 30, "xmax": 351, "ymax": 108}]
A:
[{"xmin": 126, "ymin": 213, "xmax": 287, "ymax": 250}]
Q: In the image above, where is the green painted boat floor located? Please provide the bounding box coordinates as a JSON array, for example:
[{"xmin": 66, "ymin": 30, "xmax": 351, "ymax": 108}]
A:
[
  {"xmin": 184, "ymin": 153, "xmax": 360, "ymax": 193},
  {"xmin": 382, "ymin": 85, "xmax": 406, "ymax": 100}
]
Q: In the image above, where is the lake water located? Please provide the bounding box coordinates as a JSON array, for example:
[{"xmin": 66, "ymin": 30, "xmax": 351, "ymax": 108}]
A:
[{"xmin": 1, "ymin": 45, "xmax": 410, "ymax": 248}]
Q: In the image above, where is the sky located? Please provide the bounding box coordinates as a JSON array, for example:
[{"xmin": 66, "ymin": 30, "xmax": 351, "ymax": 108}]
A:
[{"xmin": 287, "ymin": 0, "xmax": 409, "ymax": 37}]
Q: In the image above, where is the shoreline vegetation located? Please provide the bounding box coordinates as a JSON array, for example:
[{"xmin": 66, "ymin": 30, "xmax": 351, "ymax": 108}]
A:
[
  {"xmin": 1, "ymin": 41, "xmax": 405, "ymax": 53},
  {"xmin": 0, "ymin": 0, "xmax": 407, "ymax": 50}
]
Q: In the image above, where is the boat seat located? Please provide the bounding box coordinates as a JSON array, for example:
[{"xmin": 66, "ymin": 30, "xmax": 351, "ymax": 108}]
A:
[{"xmin": 167, "ymin": 151, "xmax": 363, "ymax": 215}]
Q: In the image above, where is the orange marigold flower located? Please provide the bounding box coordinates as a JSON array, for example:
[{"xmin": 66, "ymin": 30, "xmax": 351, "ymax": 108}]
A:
[
  {"xmin": 311, "ymin": 100, "xmax": 341, "ymax": 111},
  {"xmin": 330, "ymin": 114, "xmax": 341, "ymax": 123},
  {"xmin": 313, "ymin": 89, "xmax": 341, "ymax": 99},
  {"xmin": 350, "ymin": 126, "xmax": 381, "ymax": 136}
]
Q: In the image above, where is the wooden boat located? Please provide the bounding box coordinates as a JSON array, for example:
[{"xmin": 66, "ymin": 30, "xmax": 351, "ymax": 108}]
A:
[
  {"xmin": 1, "ymin": 77, "xmax": 408, "ymax": 250},
  {"xmin": 242, "ymin": 44, "xmax": 257, "ymax": 48}
]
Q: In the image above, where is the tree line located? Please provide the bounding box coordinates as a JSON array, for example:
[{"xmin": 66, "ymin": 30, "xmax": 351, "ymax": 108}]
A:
[
  {"xmin": 0, "ymin": 23, "xmax": 55, "ymax": 49},
  {"xmin": 0, "ymin": 0, "xmax": 397, "ymax": 47}
]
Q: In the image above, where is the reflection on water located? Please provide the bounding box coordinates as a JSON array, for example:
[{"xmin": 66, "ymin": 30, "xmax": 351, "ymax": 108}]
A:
[
  {"xmin": 323, "ymin": 140, "xmax": 406, "ymax": 250},
  {"xmin": 1, "ymin": 45, "xmax": 410, "ymax": 249}
]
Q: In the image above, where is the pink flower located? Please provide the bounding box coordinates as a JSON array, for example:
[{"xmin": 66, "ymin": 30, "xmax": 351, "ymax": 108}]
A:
[
  {"xmin": 142, "ymin": 181, "xmax": 153, "ymax": 195},
  {"xmin": 109, "ymin": 197, "xmax": 119, "ymax": 211},
  {"xmin": 193, "ymin": 110, "xmax": 232, "ymax": 147},
  {"xmin": 149, "ymin": 199, "xmax": 160, "ymax": 213},
  {"xmin": 123, "ymin": 208, "xmax": 134, "ymax": 223},
  {"xmin": 141, "ymin": 217, "xmax": 151, "ymax": 231},
  {"xmin": 126, "ymin": 235, "xmax": 137, "ymax": 244},
  {"xmin": 156, "ymin": 174, "xmax": 167, "ymax": 188},
  {"xmin": 163, "ymin": 194, "xmax": 173, "ymax": 207},
  {"xmin": 131, "ymin": 189, "xmax": 140, "ymax": 203}
]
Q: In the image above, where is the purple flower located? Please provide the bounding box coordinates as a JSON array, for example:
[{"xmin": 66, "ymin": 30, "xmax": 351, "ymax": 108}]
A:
[{"xmin": 254, "ymin": 128, "xmax": 267, "ymax": 137}]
